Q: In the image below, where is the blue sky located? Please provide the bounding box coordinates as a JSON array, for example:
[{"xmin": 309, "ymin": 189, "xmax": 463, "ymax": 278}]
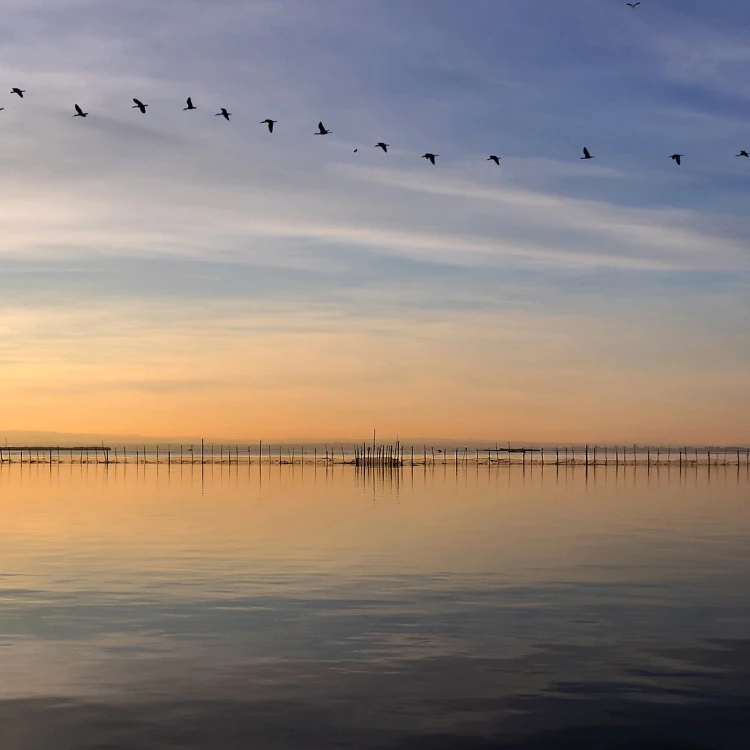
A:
[{"xmin": 0, "ymin": 0, "xmax": 748, "ymax": 441}]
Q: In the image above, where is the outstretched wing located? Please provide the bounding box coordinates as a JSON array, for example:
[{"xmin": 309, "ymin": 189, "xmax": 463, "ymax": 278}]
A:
[
  {"xmin": 583, "ymin": 146, "xmax": 591, "ymax": 158},
  {"xmin": 75, "ymin": 104, "xmax": 83, "ymax": 115},
  {"xmin": 268, "ymin": 121, "xmax": 274, "ymax": 133},
  {"xmin": 133, "ymin": 98, "xmax": 143, "ymax": 106}
]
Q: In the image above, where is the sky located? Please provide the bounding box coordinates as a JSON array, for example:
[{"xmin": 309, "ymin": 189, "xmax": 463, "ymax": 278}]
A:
[{"xmin": 0, "ymin": 0, "xmax": 749, "ymax": 444}]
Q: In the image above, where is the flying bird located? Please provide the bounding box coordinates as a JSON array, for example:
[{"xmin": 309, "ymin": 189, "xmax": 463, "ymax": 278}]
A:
[
  {"xmin": 315, "ymin": 121, "xmax": 331, "ymax": 135},
  {"xmin": 488, "ymin": 155, "xmax": 501, "ymax": 165},
  {"xmin": 736, "ymin": 150, "xmax": 749, "ymax": 158},
  {"xmin": 260, "ymin": 118, "xmax": 277, "ymax": 133},
  {"xmin": 216, "ymin": 108, "xmax": 231, "ymax": 120},
  {"xmin": 375, "ymin": 142, "xmax": 389, "ymax": 153},
  {"xmin": 669, "ymin": 153, "xmax": 683, "ymax": 166},
  {"xmin": 132, "ymin": 98, "xmax": 148, "ymax": 113},
  {"xmin": 353, "ymin": 148, "xmax": 358, "ymax": 153},
  {"xmin": 10, "ymin": 87, "xmax": 25, "ymax": 98},
  {"xmin": 73, "ymin": 104, "xmax": 88, "ymax": 118},
  {"xmin": 422, "ymin": 153, "xmax": 438, "ymax": 165},
  {"xmin": 626, "ymin": 3, "xmax": 640, "ymax": 8},
  {"xmin": 581, "ymin": 146, "xmax": 594, "ymax": 160},
  {"xmin": 183, "ymin": 97, "xmax": 196, "ymax": 110}
]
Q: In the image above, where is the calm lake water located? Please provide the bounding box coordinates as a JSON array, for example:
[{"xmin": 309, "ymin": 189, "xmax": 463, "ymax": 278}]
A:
[{"xmin": 1, "ymin": 463, "xmax": 749, "ymax": 749}]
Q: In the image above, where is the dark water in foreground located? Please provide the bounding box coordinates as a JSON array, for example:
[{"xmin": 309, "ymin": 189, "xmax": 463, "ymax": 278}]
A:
[{"xmin": 1, "ymin": 463, "xmax": 749, "ymax": 749}]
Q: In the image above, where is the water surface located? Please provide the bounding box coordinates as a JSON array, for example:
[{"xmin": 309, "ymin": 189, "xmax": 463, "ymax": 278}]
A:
[{"xmin": 1, "ymin": 463, "xmax": 749, "ymax": 748}]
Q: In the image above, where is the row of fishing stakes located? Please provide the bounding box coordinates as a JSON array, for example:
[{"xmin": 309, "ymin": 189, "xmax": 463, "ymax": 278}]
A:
[
  {"xmin": 3, "ymin": 89, "xmax": 749, "ymax": 167},
  {"xmin": 0, "ymin": 443, "xmax": 749, "ymax": 468}
]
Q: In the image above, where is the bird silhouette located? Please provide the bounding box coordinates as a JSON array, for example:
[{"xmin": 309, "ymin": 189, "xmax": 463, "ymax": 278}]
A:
[
  {"xmin": 261, "ymin": 118, "xmax": 277, "ymax": 133},
  {"xmin": 581, "ymin": 146, "xmax": 594, "ymax": 160},
  {"xmin": 353, "ymin": 148, "xmax": 358, "ymax": 153},
  {"xmin": 0, "ymin": 107, "xmax": 4, "ymax": 112},
  {"xmin": 132, "ymin": 98, "xmax": 148, "ymax": 113},
  {"xmin": 11, "ymin": 87, "xmax": 25, "ymax": 98},
  {"xmin": 488, "ymin": 155, "xmax": 501, "ymax": 165},
  {"xmin": 626, "ymin": 2, "xmax": 640, "ymax": 8},
  {"xmin": 669, "ymin": 153, "xmax": 683, "ymax": 166},
  {"xmin": 315, "ymin": 121, "xmax": 331, "ymax": 135},
  {"xmin": 73, "ymin": 104, "xmax": 88, "ymax": 118},
  {"xmin": 216, "ymin": 108, "xmax": 231, "ymax": 120},
  {"xmin": 183, "ymin": 97, "xmax": 196, "ymax": 111},
  {"xmin": 422, "ymin": 153, "xmax": 438, "ymax": 165},
  {"xmin": 736, "ymin": 150, "xmax": 749, "ymax": 158},
  {"xmin": 375, "ymin": 142, "xmax": 389, "ymax": 153}
]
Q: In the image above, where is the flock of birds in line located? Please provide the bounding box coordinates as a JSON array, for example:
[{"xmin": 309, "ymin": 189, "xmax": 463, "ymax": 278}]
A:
[
  {"xmin": 3, "ymin": 5, "xmax": 750, "ymax": 167},
  {"xmin": 5, "ymin": 87, "xmax": 748, "ymax": 167}
]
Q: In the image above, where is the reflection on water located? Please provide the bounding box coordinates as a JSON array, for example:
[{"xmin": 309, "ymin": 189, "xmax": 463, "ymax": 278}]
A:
[{"xmin": 1, "ymin": 463, "xmax": 749, "ymax": 748}]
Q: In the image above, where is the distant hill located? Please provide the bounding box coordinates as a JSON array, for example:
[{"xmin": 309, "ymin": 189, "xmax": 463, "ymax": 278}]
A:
[{"xmin": 0, "ymin": 429, "xmax": 522, "ymax": 448}]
